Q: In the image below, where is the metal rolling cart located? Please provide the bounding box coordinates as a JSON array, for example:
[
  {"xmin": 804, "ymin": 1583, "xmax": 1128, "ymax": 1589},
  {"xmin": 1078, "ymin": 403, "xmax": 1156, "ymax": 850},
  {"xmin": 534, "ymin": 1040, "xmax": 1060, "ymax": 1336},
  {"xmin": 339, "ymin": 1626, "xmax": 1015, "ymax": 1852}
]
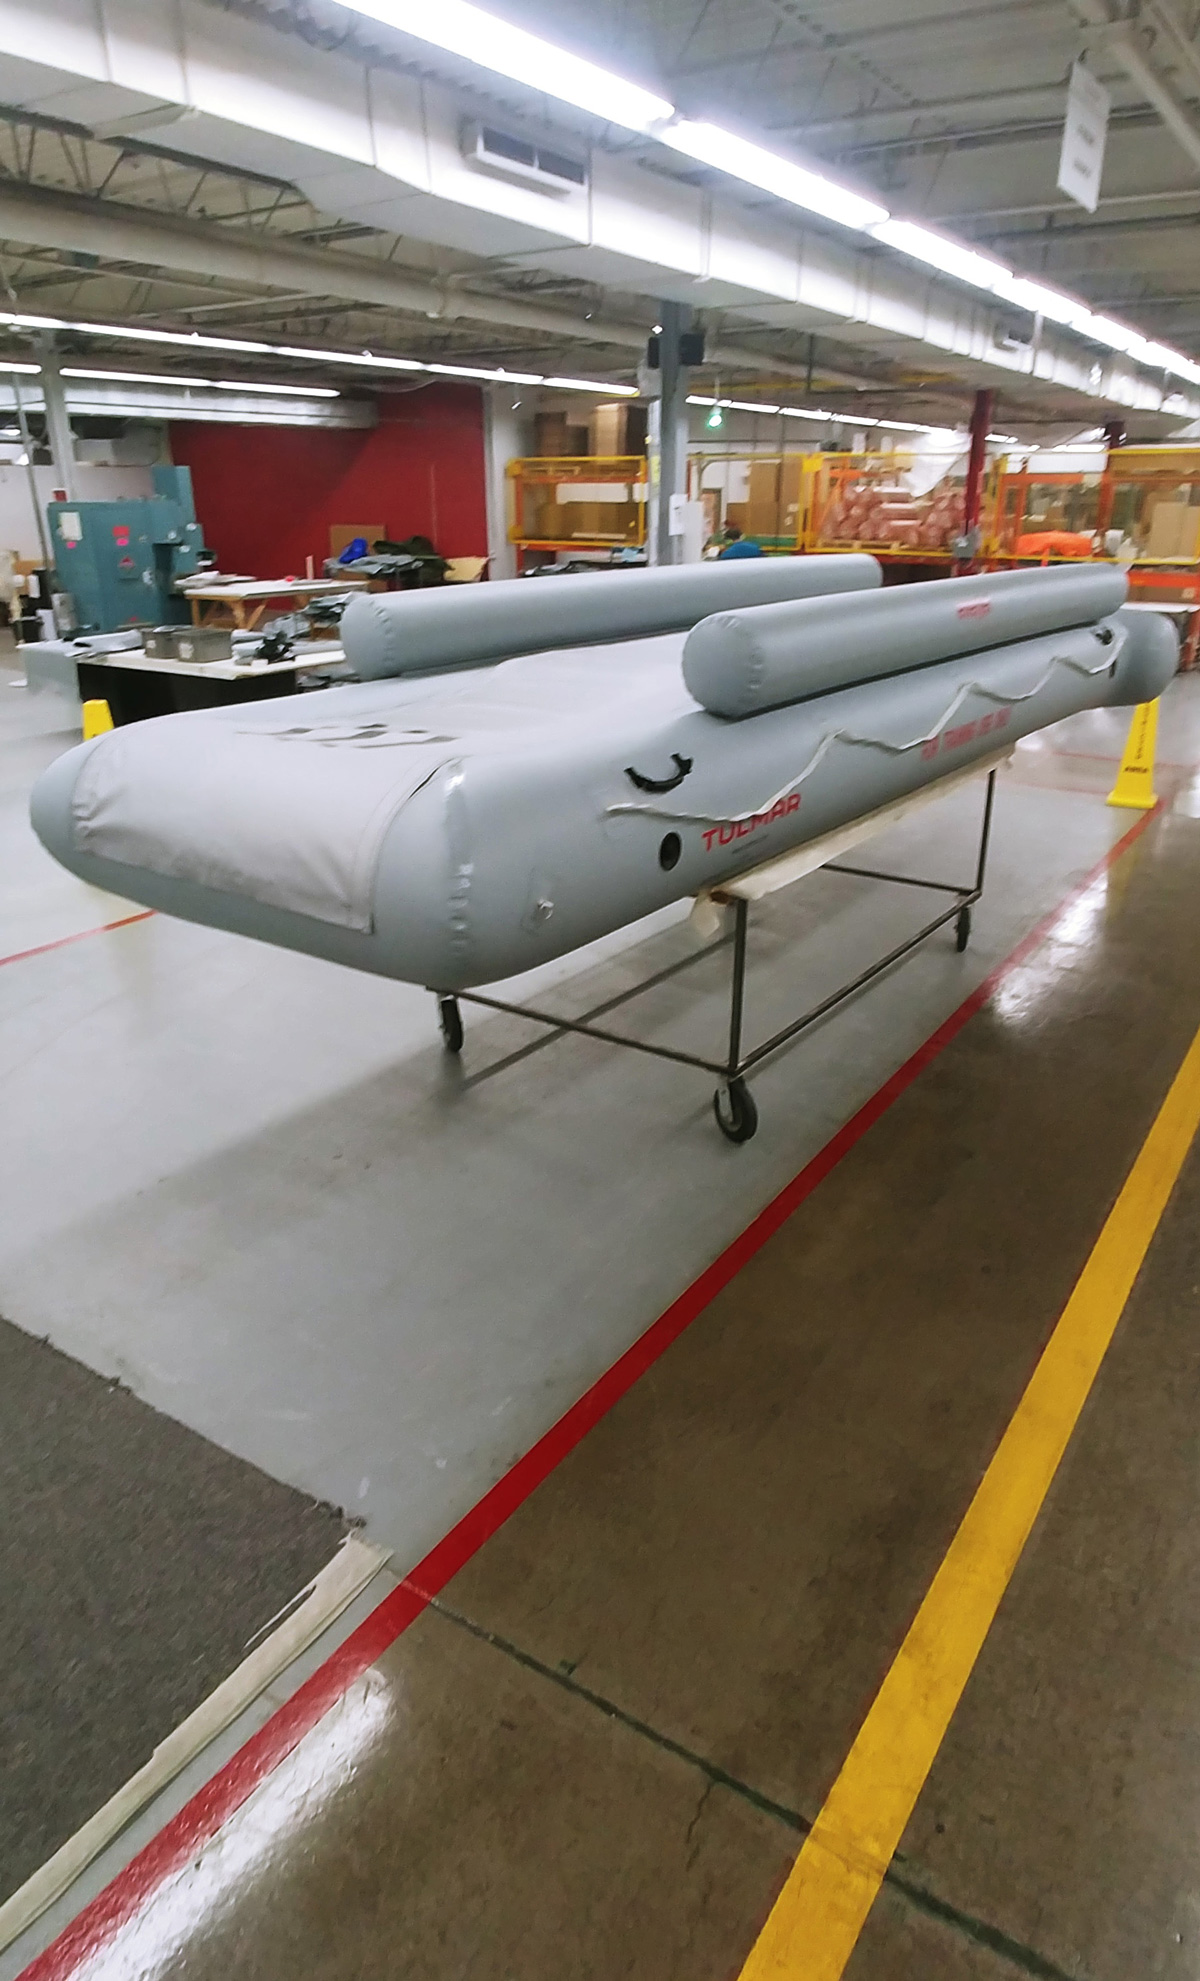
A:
[{"xmin": 430, "ymin": 751, "xmax": 1006, "ymax": 1143}]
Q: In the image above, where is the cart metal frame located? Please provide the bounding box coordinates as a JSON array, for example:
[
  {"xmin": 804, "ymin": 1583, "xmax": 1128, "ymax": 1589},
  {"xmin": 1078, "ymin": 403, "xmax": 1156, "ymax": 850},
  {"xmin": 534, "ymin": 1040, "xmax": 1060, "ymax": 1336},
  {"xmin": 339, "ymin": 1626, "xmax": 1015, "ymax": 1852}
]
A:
[{"xmin": 430, "ymin": 761, "xmax": 1000, "ymax": 1143}]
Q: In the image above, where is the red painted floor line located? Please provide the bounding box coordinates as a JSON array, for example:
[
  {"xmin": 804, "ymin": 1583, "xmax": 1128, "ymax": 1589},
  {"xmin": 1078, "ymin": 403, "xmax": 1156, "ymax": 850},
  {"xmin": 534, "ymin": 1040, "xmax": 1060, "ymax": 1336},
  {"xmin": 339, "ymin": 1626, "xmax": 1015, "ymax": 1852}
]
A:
[
  {"xmin": 0, "ymin": 911, "xmax": 154, "ymax": 970},
  {"xmin": 19, "ymin": 801, "xmax": 1163, "ymax": 1981},
  {"xmin": 1045, "ymin": 748, "xmax": 1198, "ymax": 769}
]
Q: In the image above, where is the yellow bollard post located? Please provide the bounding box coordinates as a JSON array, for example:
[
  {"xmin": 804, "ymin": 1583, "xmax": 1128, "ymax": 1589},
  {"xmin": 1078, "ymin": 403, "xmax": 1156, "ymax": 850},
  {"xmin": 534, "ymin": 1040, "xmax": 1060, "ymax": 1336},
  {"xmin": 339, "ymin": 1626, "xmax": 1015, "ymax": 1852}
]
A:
[
  {"xmin": 81, "ymin": 699, "xmax": 114, "ymax": 739},
  {"xmin": 1106, "ymin": 698, "xmax": 1160, "ymax": 810}
]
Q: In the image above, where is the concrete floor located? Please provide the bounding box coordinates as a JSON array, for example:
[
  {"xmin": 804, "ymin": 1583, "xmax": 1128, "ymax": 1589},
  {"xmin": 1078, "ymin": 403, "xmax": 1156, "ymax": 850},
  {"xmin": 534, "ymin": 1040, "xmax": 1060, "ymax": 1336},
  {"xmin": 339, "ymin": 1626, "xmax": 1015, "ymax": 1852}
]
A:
[{"xmin": 5, "ymin": 657, "xmax": 1200, "ymax": 1977}]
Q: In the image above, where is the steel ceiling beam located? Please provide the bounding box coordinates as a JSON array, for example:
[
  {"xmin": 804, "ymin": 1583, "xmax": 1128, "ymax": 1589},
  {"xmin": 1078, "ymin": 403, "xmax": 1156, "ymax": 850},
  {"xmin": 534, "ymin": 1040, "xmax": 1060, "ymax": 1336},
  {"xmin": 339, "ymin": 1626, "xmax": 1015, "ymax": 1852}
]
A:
[
  {"xmin": 0, "ymin": 176, "xmax": 862, "ymax": 386},
  {"xmin": 1100, "ymin": 23, "xmax": 1200, "ymax": 170},
  {"xmin": 1145, "ymin": 0, "xmax": 1200, "ymax": 99},
  {"xmin": 775, "ymin": 79, "xmax": 1081, "ymax": 139},
  {"xmin": 672, "ymin": 0, "xmax": 1049, "ymax": 79}
]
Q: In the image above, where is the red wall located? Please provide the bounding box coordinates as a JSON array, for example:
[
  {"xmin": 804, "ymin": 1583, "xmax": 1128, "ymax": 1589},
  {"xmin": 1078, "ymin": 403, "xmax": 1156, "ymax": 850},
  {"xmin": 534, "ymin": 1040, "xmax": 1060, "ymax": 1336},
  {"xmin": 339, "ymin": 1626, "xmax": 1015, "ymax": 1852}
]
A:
[{"xmin": 169, "ymin": 382, "xmax": 487, "ymax": 578}]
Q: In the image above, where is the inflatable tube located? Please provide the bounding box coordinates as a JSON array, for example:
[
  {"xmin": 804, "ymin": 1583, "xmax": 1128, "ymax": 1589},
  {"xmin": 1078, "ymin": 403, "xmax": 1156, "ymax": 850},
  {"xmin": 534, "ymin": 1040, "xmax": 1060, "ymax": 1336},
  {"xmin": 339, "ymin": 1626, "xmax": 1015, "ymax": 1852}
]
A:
[
  {"xmin": 31, "ymin": 601, "xmax": 1173, "ymax": 992},
  {"xmin": 341, "ymin": 552, "xmax": 881, "ymax": 678},
  {"xmin": 682, "ymin": 563, "xmax": 1129, "ymax": 717}
]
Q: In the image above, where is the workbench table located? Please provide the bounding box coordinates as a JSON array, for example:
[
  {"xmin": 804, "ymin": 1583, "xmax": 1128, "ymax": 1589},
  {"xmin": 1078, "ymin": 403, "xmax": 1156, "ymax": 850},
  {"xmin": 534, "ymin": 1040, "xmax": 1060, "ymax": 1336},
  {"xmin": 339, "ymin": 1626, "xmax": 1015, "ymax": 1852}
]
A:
[
  {"xmin": 182, "ymin": 579, "xmax": 367, "ymax": 631},
  {"xmin": 74, "ymin": 645, "xmax": 350, "ymax": 724}
]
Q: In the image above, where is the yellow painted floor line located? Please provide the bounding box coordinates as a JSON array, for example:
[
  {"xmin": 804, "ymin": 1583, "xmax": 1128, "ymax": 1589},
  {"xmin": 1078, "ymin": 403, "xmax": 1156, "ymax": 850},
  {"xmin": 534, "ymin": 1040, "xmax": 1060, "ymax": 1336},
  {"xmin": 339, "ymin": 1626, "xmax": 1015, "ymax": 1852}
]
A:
[{"xmin": 739, "ymin": 1021, "xmax": 1200, "ymax": 1981}]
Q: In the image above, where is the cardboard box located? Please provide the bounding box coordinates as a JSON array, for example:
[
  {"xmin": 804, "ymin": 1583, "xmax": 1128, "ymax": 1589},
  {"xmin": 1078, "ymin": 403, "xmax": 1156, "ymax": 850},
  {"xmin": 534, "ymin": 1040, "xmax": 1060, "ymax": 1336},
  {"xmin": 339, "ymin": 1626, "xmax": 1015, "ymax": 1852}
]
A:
[
  {"xmin": 1144, "ymin": 499, "xmax": 1200, "ymax": 560},
  {"xmin": 587, "ymin": 402, "xmax": 648, "ymax": 457},
  {"xmin": 535, "ymin": 413, "xmax": 589, "ymax": 456}
]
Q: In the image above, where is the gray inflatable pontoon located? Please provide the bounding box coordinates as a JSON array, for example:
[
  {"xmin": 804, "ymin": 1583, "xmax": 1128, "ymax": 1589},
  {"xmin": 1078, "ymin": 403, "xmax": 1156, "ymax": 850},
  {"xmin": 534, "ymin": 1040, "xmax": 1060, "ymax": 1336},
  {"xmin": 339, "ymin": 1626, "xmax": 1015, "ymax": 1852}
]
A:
[{"xmin": 32, "ymin": 560, "xmax": 1173, "ymax": 1000}]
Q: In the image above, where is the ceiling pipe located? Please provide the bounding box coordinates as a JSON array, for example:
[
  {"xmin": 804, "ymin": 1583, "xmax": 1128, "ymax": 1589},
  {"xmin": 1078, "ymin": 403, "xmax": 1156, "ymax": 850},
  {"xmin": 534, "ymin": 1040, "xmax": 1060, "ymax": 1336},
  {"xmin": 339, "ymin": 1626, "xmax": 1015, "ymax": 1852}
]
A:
[{"xmin": 0, "ymin": 178, "xmax": 872, "ymax": 389}]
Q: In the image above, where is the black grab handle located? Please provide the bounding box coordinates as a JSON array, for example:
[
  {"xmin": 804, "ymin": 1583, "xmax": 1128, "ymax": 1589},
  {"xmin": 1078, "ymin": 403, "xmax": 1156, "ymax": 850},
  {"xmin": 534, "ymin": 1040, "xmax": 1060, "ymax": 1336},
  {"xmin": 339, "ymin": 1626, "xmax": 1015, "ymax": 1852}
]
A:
[{"xmin": 624, "ymin": 753, "xmax": 694, "ymax": 794}]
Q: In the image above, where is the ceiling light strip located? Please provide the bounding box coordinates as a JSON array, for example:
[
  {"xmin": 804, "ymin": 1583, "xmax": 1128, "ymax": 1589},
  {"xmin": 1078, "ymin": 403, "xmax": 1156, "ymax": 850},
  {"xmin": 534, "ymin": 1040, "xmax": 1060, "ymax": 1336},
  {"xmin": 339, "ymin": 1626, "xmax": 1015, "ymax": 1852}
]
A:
[
  {"xmin": 337, "ymin": 2, "xmax": 1200, "ymax": 391},
  {"xmin": 0, "ymin": 313, "xmax": 635, "ymax": 395},
  {"xmin": 687, "ymin": 395, "xmax": 960, "ymax": 438}
]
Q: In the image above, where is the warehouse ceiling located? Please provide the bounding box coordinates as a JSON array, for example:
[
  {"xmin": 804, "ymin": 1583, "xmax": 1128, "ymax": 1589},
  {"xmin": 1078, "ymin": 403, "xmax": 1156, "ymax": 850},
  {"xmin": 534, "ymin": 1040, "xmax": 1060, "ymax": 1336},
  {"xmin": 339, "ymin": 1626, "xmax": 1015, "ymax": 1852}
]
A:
[
  {"xmin": 0, "ymin": 0, "xmax": 1195, "ymax": 438},
  {"xmin": 449, "ymin": 0, "xmax": 1200, "ymax": 338}
]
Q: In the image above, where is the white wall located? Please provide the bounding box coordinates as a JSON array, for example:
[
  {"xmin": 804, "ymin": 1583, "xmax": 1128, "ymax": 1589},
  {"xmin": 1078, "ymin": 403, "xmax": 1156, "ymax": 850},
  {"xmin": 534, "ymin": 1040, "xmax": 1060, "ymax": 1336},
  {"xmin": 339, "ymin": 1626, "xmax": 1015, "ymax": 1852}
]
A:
[{"xmin": 0, "ymin": 463, "xmax": 156, "ymax": 562}]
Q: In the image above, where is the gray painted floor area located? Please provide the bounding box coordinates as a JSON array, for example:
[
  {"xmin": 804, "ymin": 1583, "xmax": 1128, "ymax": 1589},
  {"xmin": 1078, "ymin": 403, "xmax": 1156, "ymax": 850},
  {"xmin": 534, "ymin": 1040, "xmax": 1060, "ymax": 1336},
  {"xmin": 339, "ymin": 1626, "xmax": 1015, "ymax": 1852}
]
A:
[{"xmin": 4, "ymin": 663, "xmax": 1200, "ymax": 1579}]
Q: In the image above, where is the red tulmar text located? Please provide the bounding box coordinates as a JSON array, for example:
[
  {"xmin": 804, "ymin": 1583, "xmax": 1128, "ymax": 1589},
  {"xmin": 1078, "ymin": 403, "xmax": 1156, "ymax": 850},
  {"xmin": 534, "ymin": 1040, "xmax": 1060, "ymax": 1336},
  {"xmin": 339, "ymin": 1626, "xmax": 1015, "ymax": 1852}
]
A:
[
  {"xmin": 703, "ymin": 791, "xmax": 801, "ymax": 852},
  {"xmin": 921, "ymin": 705, "xmax": 1011, "ymax": 761}
]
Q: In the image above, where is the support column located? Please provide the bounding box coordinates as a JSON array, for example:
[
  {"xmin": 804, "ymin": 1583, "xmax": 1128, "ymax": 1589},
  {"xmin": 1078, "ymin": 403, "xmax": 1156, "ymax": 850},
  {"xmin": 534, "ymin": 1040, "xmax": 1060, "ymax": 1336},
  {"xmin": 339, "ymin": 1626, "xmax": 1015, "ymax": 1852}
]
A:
[
  {"xmin": 958, "ymin": 387, "xmax": 993, "ymax": 574},
  {"xmin": 482, "ymin": 383, "xmax": 521, "ymax": 581},
  {"xmin": 36, "ymin": 333, "xmax": 77, "ymax": 502},
  {"xmin": 652, "ymin": 300, "xmax": 693, "ymax": 568},
  {"xmin": 10, "ymin": 371, "xmax": 51, "ymax": 571}
]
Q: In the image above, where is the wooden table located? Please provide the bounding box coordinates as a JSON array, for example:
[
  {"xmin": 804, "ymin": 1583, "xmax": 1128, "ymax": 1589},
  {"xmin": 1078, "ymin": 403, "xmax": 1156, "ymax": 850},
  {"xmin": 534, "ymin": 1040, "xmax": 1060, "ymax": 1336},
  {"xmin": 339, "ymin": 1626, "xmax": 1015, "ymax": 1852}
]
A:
[{"xmin": 182, "ymin": 579, "xmax": 368, "ymax": 631}]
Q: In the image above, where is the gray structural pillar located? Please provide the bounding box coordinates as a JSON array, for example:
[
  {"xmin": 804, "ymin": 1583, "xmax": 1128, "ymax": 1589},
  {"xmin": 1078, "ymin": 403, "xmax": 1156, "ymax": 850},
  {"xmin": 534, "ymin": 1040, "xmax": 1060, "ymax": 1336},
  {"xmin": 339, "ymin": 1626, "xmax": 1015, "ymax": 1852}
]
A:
[
  {"xmin": 36, "ymin": 333, "xmax": 77, "ymax": 502},
  {"xmin": 651, "ymin": 300, "xmax": 693, "ymax": 568},
  {"xmin": 482, "ymin": 382, "xmax": 522, "ymax": 581},
  {"xmin": 10, "ymin": 371, "xmax": 51, "ymax": 570}
]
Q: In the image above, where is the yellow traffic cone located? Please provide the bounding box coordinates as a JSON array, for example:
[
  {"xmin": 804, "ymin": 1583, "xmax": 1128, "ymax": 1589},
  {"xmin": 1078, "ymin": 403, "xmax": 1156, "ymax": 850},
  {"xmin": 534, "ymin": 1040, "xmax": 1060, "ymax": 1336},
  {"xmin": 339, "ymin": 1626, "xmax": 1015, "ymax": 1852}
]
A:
[
  {"xmin": 81, "ymin": 698, "xmax": 114, "ymax": 739},
  {"xmin": 1107, "ymin": 699, "xmax": 1160, "ymax": 810}
]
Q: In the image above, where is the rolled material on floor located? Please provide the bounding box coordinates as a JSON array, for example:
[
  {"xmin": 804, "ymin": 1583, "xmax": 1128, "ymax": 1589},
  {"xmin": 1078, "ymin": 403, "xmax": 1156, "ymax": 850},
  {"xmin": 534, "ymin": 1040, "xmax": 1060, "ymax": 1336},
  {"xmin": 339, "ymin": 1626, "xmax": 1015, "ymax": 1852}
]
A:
[
  {"xmin": 682, "ymin": 563, "xmax": 1130, "ymax": 717},
  {"xmin": 341, "ymin": 553, "xmax": 881, "ymax": 679}
]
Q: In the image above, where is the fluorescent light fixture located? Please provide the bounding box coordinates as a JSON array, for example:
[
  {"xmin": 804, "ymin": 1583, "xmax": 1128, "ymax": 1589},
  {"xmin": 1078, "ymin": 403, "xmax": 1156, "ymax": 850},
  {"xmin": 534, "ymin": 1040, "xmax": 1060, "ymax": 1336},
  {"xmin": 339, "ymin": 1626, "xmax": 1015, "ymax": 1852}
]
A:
[
  {"xmin": 1084, "ymin": 314, "xmax": 1146, "ymax": 355},
  {"xmin": 1141, "ymin": 339, "xmax": 1199, "ymax": 375},
  {"xmin": 662, "ymin": 120, "xmax": 887, "ymax": 231},
  {"xmin": 424, "ymin": 361, "xmax": 544, "ymax": 383},
  {"xmin": 344, "ymin": 0, "xmax": 672, "ymax": 132},
  {"xmin": 990, "ymin": 276, "xmax": 1092, "ymax": 332},
  {"xmin": 273, "ymin": 344, "xmax": 424, "ymax": 372},
  {"xmin": 0, "ymin": 358, "xmax": 41, "ymax": 374},
  {"xmin": 869, "ymin": 219, "xmax": 1010, "ymax": 292},
  {"xmin": 213, "ymin": 380, "xmax": 340, "ymax": 397},
  {"xmin": 61, "ymin": 366, "xmax": 340, "ymax": 399},
  {"xmin": 899, "ymin": 422, "xmax": 959, "ymax": 436},
  {"xmin": 0, "ymin": 311, "xmax": 65, "ymax": 331},
  {"xmin": 56, "ymin": 319, "xmax": 273, "ymax": 354},
  {"xmin": 61, "ymin": 366, "xmax": 213, "ymax": 388},
  {"xmin": 544, "ymin": 376, "xmax": 638, "ymax": 395},
  {"xmin": 689, "ymin": 395, "xmax": 965, "ymax": 439},
  {"xmin": 0, "ymin": 313, "xmax": 633, "ymax": 395},
  {"xmin": 686, "ymin": 394, "xmax": 779, "ymax": 415}
]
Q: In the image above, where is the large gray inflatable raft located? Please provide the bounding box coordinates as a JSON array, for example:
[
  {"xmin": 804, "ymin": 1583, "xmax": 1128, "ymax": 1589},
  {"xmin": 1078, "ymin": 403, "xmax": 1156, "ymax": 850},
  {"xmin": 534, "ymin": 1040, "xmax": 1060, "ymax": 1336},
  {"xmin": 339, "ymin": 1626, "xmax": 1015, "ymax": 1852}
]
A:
[{"xmin": 31, "ymin": 563, "xmax": 1175, "ymax": 991}]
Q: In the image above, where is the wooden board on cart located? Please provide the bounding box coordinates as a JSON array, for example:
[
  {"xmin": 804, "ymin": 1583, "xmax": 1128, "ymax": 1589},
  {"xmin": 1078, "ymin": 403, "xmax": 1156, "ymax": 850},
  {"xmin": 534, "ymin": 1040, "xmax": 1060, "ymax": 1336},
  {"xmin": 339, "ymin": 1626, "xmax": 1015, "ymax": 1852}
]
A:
[{"xmin": 184, "ymin": 577, "xmax": 368, "ymax": 631}]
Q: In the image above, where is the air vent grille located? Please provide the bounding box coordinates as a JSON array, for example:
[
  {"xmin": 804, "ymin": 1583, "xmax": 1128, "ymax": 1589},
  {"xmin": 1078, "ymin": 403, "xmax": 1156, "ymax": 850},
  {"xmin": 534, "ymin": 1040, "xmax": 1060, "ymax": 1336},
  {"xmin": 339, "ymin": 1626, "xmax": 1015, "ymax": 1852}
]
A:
[{"xmin": 462, "ymin": 123, "xmax": 588, "ymax": 195}]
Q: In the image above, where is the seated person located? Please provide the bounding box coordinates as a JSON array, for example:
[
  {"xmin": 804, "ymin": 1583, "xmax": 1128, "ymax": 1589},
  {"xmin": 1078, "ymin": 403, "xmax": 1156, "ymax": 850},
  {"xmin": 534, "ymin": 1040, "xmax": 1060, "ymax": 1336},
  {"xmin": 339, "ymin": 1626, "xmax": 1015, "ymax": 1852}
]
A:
[{"xmin": 716, "ymin": 525, "xmax": 764, "ymax": 560}]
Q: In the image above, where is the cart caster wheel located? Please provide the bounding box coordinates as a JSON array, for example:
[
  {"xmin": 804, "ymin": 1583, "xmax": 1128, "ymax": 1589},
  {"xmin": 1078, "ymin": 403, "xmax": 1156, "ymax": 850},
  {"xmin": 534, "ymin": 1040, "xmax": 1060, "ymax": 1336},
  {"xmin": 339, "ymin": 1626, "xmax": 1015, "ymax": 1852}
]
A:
[
  {"xmin": 955, "ymin": 906, "xmax": 972, "ymax": 953},
  {"xmin": 438, "ymin": 995, "xmax": 464, "ymax": 1054},
  {"xmin": 714, "ymin": 1078, "xmax": 758, "ymax": 1144}
]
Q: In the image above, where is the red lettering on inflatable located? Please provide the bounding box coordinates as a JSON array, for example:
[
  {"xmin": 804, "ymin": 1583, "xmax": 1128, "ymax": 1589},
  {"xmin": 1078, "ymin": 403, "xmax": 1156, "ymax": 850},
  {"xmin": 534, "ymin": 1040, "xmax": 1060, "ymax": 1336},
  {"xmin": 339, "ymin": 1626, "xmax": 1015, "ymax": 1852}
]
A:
[
  {"xmin": 933, "ymin": 704, "xmax": 1013, "ymax": 759},
  {"xmin": 957, "ymin": 599, "xmax": 991, "ymax": 620},
  {"xmin": 704, "ymin": 789, "xmax": 801, "ymax": 856}
]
